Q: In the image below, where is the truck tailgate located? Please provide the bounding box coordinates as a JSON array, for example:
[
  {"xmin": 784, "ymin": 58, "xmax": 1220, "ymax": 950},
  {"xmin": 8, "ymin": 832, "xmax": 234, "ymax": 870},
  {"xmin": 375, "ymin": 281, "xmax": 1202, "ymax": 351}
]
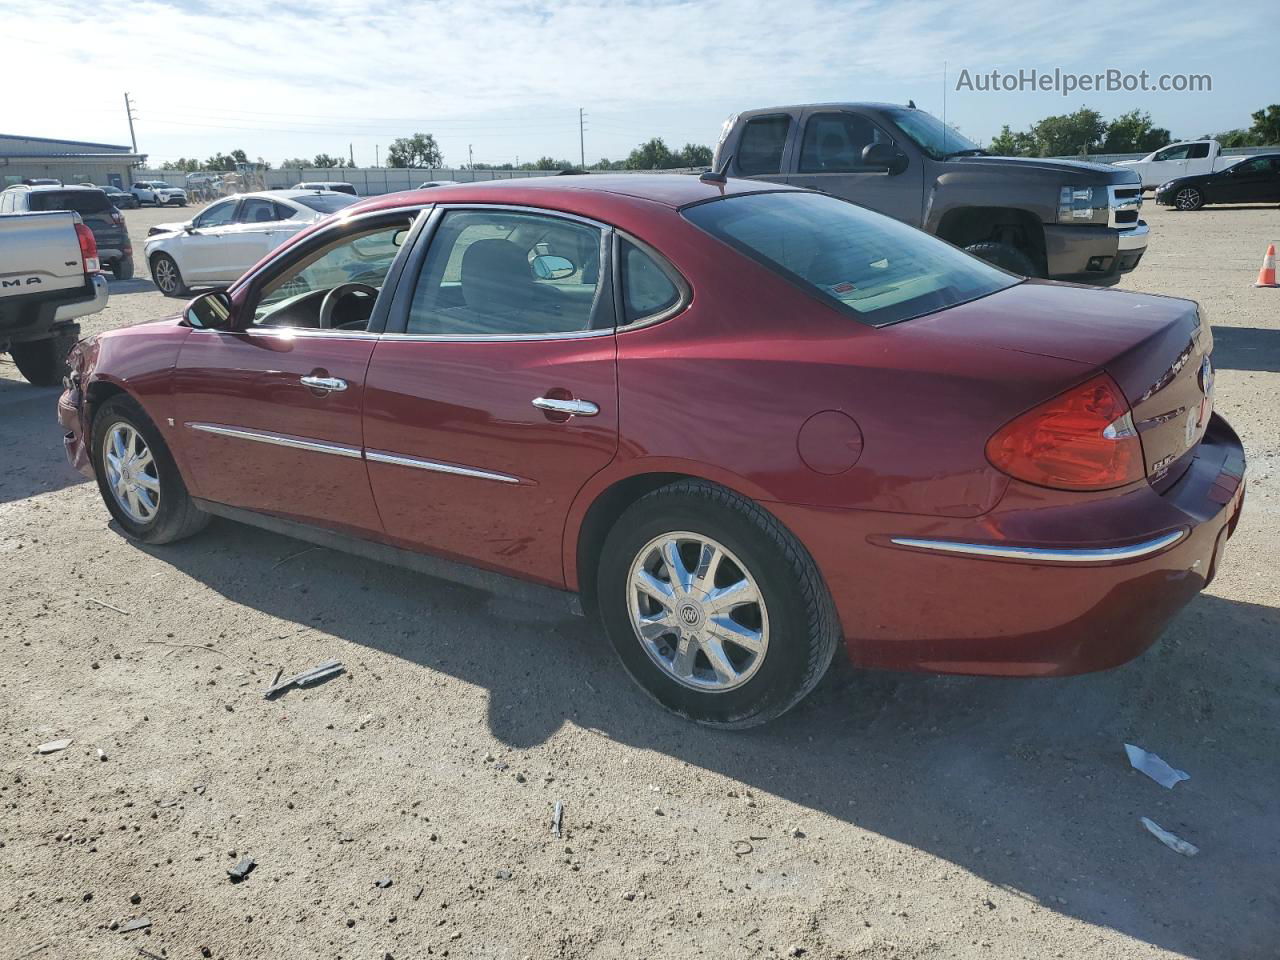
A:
[{"xmin": 0, "ymin": 211, "xmax": 86, "ymax": 298}]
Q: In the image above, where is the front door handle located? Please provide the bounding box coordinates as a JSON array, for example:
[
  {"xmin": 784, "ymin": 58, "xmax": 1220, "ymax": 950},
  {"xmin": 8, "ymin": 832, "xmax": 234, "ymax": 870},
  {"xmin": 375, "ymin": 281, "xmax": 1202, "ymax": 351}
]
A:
[
  {"xmin": 532, "ymin": 396, "xmax": 598, "ymax": 417},
  {"xmin": 301, "ymin": 375, "xmax": 347, "ymax": 393}
]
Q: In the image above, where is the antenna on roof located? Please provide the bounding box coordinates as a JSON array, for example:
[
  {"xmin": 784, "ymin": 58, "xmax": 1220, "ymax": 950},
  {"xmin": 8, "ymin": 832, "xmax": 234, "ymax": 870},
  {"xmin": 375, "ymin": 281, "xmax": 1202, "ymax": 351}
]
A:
[
  {"xmin": 907, "ymin": 99, "xmax": 916, "ymax": 109},
  {"xmin": 700, "ymin": 153, "xmax": 732, "ymax": 185}
]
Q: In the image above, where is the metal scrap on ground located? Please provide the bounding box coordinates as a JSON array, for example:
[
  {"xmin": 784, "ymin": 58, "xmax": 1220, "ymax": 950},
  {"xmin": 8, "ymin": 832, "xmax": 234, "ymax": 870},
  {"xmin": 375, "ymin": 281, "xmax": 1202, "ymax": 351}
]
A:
[
  {"xmin": 1140, "ymin": 817, "xmax": 1199, "ymax": 856},
  {"xmin": 263, "ymin": 659, "xmax": 344, "ymax": 699},
  {"xmin": 227, "ymin": 856, "xmax": 256, "ymax": 882},
  {"xmin": 552, "ymin": 801, "xmax": 564, "ymax": 838},
  {"xmin": 36, "ymin": 739, "xmax": 72, "ymax": 754},
  {"xmin": 119, "ymin": 916, "xmax": 152, "ymax": 933},
  {"xmin": 1124, "ymin": 743, "xmax": 1191, "ymax": 789}
]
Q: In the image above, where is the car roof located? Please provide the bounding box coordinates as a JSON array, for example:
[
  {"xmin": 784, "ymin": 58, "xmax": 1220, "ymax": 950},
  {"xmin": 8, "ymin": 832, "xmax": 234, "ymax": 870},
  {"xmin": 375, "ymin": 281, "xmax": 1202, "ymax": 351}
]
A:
[
  {"xmin": 346, "ymin": 173, "xmax": 800, "ymax": 217},
  {"xmin": 25, "ymin": 184, "xmax": 105, "ymax": 193},
  {"xmin": 735, "ymin": 101, "xmax": 909, "ymax": 117}
]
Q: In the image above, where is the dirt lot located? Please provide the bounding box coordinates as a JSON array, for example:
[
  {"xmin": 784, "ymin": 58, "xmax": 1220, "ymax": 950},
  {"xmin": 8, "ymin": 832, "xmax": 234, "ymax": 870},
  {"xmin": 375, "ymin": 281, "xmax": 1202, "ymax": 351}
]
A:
[{"xmin": 2, "ymin": 199, "xmax": 1278, "ymax": 960}]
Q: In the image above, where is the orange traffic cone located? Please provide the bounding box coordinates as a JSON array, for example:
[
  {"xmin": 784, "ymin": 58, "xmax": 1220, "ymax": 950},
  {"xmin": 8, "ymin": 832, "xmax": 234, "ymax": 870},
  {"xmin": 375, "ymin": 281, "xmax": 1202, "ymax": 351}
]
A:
[{"xmin": 1256, "ymin": 243, "xmax": 1278, "ymax": 287}]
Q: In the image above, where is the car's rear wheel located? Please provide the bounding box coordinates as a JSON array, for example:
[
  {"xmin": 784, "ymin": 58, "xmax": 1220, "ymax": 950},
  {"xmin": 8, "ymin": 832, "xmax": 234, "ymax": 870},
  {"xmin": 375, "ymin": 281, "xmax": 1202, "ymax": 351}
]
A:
[
  {"xmin": 92, "ymin": 395, "xmax": 209, "ymax": 544},
  {"xmin": 9, "ymin": 330, "xmax": 77, "ymax": 386},
  {"xmin": 1174, "ymin": 187, "xmax": 1204, "ymax": 211},
  {"xmin": 597, "ymin": 480, "xmax": 839, "ymax": 728},
  {"xmin": 150, "ymin": 253, "xmax": 186, "ymax": 297},
  {"xmin": 963, "ymin": 241, "xmax": 1041, "ymax": 277}
]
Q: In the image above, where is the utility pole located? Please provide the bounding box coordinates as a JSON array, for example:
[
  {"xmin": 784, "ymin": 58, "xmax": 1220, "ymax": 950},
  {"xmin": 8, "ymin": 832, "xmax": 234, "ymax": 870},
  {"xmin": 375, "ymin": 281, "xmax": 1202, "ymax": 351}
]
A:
[
  {"xmin": 123, "ymin": 92, "xmax": 138, "ymax": 153},
  {"xmin": 349, "ymin": 142, "xmax": 355, "ymax": 167},
  {"xmin": 375, "ymin": 145, "xmax": 379, "ymax": 167},
  {"xmin": 579, "ymin": 108, "xmax": 586, "ymax": 169},
  {"xmin": 468, "ymin": 144, "xmax": 474, "ymax": 170}
]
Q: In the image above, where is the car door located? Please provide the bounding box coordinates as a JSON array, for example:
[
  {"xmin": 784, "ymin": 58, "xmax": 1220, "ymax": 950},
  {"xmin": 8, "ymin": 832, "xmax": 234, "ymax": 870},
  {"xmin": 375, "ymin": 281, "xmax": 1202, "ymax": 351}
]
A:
[
  {"xmin": 362, "ymin": 205, "xmax": 619, "ymax": 586},
  {"xmin": 1149, "ymin": 145, "xmax": 1191, "ymax": 183},
  {"xmin": 215, "ymin": 197, "xmax": 294, "ymax": 281},
  {"xmin": 173, "ymin": 210, "xmax": 421, "ymax": 535},
  {"xmin": 177, "ymin": 198, "xmax": 241, "ymax": 281},
  {"xmin": 730, "ymin": 113, "xmax": 797, "ymax": 186},
  {"xmin": 1215, "ymin": 157, "xmax": 1276, "ymax": 203},
  {"xmin": 786, "ymin": 109, "xmax": 923, "ymax": 225}
]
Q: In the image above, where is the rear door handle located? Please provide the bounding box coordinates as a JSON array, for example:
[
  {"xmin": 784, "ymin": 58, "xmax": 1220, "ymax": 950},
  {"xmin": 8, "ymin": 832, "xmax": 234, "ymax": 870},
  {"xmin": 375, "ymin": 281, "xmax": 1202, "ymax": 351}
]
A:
[
  {"xmin": 532, "ymin": 396, "xmax": 598, "ymax": 417},
  {"xmin": 301, "ymin": 375, "xmax": 347, "ymax": 393}
]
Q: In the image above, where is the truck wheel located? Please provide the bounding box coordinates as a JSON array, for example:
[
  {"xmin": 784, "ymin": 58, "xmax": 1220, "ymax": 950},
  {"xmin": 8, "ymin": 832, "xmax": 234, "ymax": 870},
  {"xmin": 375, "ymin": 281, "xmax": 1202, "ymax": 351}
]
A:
[
  {"xmin": 1174, "ymin": 187, "xmax": 1204, "ymax": 211},
  {"xmin": 150, "ymin": 253, "xmax": 187, "ymax": 297},
  {"xmin": 9, "ymin": 330, "xmax": 77, "ymax": 387},
  {"xmin": 113, "ymin": 257, "xmax": 135, "ymax": 281},
  {"xmin": 597, "ymin": 480, "xmax": 840, "ymax": 728},
  {"xmin": 963, "ymin": 242, "xmax": 1041, "ymax": 277},
  {"xmin": 91, "ymin": 395, "xmax": 209, "ymax": 544}
]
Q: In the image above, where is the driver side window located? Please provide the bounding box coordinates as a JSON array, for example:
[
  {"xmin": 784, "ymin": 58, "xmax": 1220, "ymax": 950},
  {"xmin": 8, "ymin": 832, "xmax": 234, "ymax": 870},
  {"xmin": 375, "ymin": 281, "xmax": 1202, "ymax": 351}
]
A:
[{"xmin": 249, "ymin": 221, "xmax": 411, "ymax": 331}]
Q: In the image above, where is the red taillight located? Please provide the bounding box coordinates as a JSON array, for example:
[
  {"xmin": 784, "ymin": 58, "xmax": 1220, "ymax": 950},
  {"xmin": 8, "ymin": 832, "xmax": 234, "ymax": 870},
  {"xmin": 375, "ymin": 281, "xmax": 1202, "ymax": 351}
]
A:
[
  {"xmin": 111, "ymin": 210, "xmax": 124, "ymax": 226},
  {"xmin": 986, "ymin": 373, "xmax": 1145, "ymax": 491},
  {"xmin": 74, "ymin": 222, "xmax": 100, "ymax": 274}
]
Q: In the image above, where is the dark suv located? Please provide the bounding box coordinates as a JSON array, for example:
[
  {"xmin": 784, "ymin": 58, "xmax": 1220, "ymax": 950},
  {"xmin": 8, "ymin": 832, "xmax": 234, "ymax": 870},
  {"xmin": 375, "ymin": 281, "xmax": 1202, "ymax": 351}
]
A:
[{"xmin": 0, "ymin": 184, "xmax": 134, "ymax": 280}]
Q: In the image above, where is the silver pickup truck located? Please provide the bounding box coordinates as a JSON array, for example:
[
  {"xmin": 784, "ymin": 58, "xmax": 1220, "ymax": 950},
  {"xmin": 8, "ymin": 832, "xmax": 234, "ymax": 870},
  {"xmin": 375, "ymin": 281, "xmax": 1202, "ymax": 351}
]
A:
[{"xmin": 1, "ymin": 210, "xmax": 109, "ymax": 385}]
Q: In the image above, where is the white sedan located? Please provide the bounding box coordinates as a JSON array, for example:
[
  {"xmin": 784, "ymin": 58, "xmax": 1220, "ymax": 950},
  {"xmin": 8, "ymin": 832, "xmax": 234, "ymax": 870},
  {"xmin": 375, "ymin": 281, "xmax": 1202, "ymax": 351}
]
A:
[{"xmin": 144, "ymin": 190, "xmax": 358, "ymax": 297}]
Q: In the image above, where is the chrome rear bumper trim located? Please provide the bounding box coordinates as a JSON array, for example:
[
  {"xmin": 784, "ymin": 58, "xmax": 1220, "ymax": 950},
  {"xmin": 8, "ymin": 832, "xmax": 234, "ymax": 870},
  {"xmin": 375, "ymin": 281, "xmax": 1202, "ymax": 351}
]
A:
[{"xmin": 889, "ymin": 529, "xmax": 1185, "ymax": 563}]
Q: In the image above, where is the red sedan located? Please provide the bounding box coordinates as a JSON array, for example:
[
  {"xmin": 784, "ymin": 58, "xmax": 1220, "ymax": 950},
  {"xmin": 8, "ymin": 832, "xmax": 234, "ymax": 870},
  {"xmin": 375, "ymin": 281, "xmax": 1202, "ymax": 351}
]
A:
[{"xmin": 58, "ymin": 175, "xmax": 1245, "ymax": 726}]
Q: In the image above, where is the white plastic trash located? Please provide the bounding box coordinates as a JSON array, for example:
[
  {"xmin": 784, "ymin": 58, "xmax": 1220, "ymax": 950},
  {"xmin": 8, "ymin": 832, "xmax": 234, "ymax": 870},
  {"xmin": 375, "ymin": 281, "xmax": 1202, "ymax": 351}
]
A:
[
  {"xmin": 1140, "ymin": 817, "xmax": 1199, "ymax": 857},
  {"xmin": 1124, "ymin": 743, "xmax": 1190, "ymax": 789}
]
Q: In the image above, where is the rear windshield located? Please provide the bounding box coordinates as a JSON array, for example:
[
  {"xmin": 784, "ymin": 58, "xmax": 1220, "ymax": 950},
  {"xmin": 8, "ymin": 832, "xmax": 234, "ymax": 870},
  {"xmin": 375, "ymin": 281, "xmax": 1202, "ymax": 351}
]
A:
[
  {"xmin": 683, "ymin": 191, "xmax": 1017, "ymax": 327},
  {"xmin": 30, "ymin": 190, "xmax": 112, "ymax": 215},
  {"xmin": 294, "ymin": 193, "xmax": 359, "ymax": 214}
]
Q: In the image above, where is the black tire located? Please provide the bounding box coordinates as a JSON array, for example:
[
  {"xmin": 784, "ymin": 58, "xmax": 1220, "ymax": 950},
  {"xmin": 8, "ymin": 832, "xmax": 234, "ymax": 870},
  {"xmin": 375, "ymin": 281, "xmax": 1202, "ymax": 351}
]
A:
[
  {"xmin": 113, "ymin": 257, "xmax": 135, "ymax": 281},
  {"xmin": 9, "ymin": 330, "xmax": 76, "ymax": 386},
  {"xmin": 91, "ymin": 394, "xmax": 209, "ymax": 544},
  {"xmin": 597, "ymin": 480, "xmax": 840, "ymax": 728},
  {"xmin": 1174, "ymin": 187, "xmax": 1204, "ymax": 211},
  {"xmin": 150, "ymin": 253, "xmax": 187, "ymax": 297},
  {"xmin": 963, "ymin": 241, "xmax": 1041, "ymax": 277}
]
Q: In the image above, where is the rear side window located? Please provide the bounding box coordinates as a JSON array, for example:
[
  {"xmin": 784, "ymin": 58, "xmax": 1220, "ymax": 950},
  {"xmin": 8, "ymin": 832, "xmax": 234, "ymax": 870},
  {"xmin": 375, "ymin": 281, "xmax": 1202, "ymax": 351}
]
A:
[
  {"xmin": 798, "ymin": 113, "xmax": 892, "ymax": 173},
  {"xmin": 274, "ymin": 201, "xmax": 300, "ymax": 220},
  {"xmin": 1187, "ymin": 142, "xmax": 1210, "ymax": 159},
  {"xmin": 620, "ymin": 240, "xmax": 681, "ymax": 323},
  {"xmin": 684, "ymin": 191, "xmax": 1017, "ymax": 327},
  {"xmin": 29, "ymin": 190, "xmax": 111, "ymax": 215},
  {"xmin": 737, "ymin": 115, "xmax": 791, "ymax": 176},
  {"xmin": 239, "ymin": 198, "xmax": 280, "ymax": 223}
]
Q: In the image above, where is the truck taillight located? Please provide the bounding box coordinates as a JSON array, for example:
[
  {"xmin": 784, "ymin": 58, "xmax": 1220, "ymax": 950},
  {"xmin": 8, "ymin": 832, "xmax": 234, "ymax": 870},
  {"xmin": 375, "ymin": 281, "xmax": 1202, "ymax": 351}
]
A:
[
  {"xmin": 74, "ymin": 222, "xmax": 100, "ymax": 274},
  {"xmin": 111, "ymin": 210, "xmax": 124, "ymax": 226},
  {"xmin": 986, "ymin": 373, "xmax": 1145, "ymax": 491}
]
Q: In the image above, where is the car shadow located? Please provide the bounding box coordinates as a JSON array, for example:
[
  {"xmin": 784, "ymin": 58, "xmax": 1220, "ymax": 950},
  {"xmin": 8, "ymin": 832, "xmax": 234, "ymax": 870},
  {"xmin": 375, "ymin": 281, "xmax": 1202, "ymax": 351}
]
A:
[
  {"xmin": 1212, "ymin": 326, "xmax": 1280, "ymax": 374},
  {"xmin": 134, "ymin": 517, "xmax": 1280, "ymax": 960},
  {"xmin": 0, "ymin": 372, "xmax": 86, "ymax": 504},
  {"xmin": 105, "ymin": 277, "xmax": 160, "ymax": 296}
]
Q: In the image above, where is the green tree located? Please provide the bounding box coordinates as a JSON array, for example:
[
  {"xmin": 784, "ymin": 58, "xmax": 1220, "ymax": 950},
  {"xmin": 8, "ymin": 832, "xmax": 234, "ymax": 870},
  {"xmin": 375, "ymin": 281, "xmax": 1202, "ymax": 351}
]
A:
[
  {"xmin": 1249, "ymin": 104, "xmax": 1280, "ymax": 144},
  {"xmin": 1029, "ymin": 107, "xmax": 1107, "ymax": 156},
  {"xmin": 675, "ymin": 143, "xmax": 713, "ymax": 167},
  {"xmin": 386, "ymin": 133, "xmax": 442, "ymax": 168},
  {"xmin": 1102, "ymin": 110, "xmax": 1171, "ymax": 153},
  {"xmin": 160, "ymin": 157, "xmax": 202, "ymax": 172},
  {"xmin": 280, "ymin": 157, "xmax": 311, "ymax": 169},
  {"xmin": 625, "ymin": 137, "xmax": 675, "ymax": 169},
  {"xmin": 312, "ymin": 153, "xmax": 342, "ymax": 168},
  {"xmin": 987, "ymin": 125, "xmax": 1036, "ymax": 156}
]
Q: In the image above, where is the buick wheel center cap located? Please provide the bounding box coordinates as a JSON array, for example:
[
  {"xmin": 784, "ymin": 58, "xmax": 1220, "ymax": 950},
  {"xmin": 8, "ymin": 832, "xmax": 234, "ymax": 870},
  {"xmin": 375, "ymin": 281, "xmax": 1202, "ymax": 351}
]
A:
[{"xmin": 678, "ymin": 602, "xmax": 704, "ymax": 630}]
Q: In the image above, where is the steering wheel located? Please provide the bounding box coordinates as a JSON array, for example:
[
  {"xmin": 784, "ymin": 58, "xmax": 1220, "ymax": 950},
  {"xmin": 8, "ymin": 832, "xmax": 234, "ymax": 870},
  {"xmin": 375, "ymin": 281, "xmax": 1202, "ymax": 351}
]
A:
[{"xmin": 317, "ymin": 283, "xmax": 379, "ymax": 330}]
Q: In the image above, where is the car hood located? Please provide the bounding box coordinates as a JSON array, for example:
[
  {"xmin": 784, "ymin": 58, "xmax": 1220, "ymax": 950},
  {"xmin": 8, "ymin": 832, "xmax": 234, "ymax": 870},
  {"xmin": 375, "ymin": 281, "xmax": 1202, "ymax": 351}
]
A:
[
  {"xmin": 147, "ymin": 221, "xmax": 187, "ymax": 237},
  {"xmin": 949, "ymin": 154, "xmax": 1140, "ymax": 185}
]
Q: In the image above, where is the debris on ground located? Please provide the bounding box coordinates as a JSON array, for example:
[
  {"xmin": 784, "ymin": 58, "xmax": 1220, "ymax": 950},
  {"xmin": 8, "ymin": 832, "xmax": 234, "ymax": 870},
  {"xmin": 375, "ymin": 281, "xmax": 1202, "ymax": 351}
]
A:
[
  {"xmin": 86, "ymin": 597, "xmax": 131, "ymax": 615},
  {"xmin": 495, "ymin": 869, "xmax": 513, "ymax": 880},
  {"xmin": 118, "ymin": 916, "xmax": 152, "ymax": 933},
  {"xmin": 1125, "ymin": 743, "xmax": 1190, "ymax": 789},
  {"xmin": 227, "ymin": 856, "xmax": 256, "ymax": 882},
  {"xmin": 732, "ymin": 840, "xmax": 754, "ymax": 856},
  {"xmin": 1140, "ymin": 817, "xmax": 1199, "ymax": 856},
  {"xmin": 36, "ymin": 739, "xmax": 72, "ymax": 755},
  {"xmin": 96, "ymin": 748, "xmax": 108, "ymax": 762},
  {"xmin": 552, "ymin": 801, "xmax": 564, "ymax": 838},
  {"xmin": 263, "ymin": 659, "xmax": 344, "ymax": 699},
  {"xmin": 375, "ymin": 875, "xmax": 393, "ymax": 889}
]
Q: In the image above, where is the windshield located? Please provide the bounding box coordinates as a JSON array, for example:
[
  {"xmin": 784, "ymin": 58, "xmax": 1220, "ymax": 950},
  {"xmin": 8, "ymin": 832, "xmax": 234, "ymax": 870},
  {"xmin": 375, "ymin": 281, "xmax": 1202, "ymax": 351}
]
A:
[
  {"xmin": 683, "ymin": 191, "xmax": 1017, "ymax": 327},
  {"xmin": 31, "ymin": 190, "xmax": 111, "ymax": 215},
  {"xmin": 295, "ymin": 194, "xmax": 359, "ymax": 214},
  {"xmin": 882, "ymin": 107, "xmax": 983, "ymax": 160}
]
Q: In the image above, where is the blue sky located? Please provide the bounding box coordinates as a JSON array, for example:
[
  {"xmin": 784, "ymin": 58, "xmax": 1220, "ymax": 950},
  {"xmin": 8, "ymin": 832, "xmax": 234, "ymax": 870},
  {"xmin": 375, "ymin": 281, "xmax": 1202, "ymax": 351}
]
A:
[{"xmin": 1, "ymin": 0, "xmax": 1270, "ymax": 167}]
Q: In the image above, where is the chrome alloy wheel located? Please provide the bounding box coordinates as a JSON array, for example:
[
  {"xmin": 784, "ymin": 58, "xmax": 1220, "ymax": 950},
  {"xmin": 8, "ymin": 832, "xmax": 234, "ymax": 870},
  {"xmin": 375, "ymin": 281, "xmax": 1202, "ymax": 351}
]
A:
[
  {"xmin": 1175, "ymin": 188, "xmax": 1202, "ymax": 210},
  {"xmin": 152, "ymin": 257, "xmax": 178, "ymax": 293},
  {"xmin": 103, "ymin": 422, "xmax": 161, "ymax": 524},
  {"xmin": 627, "ymin": 532, "xmax": 769, "ymax": 692}
]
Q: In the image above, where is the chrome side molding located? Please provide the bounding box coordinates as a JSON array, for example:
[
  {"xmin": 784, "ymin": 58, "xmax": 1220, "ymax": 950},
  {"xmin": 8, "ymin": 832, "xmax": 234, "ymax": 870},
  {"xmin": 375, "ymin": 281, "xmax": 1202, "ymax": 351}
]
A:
[
  {"xmin": 889, "ymin": 529, "xmax": 1185, "ymax": 563},
  {"xmin": 364, "ymin": 450, "xmax": 522, "ymax": 484},
  {"xmin": 188, "ymin": 422, "xmax": 363, "ymax": 459}
]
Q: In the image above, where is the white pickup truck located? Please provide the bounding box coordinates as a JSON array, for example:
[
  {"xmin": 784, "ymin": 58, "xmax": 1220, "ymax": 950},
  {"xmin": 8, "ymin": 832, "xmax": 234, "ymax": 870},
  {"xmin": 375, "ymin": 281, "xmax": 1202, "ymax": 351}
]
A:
[
  {"xmin": 1113, "ymin": 139, "xmax": 1246, "ymax": 190},
  {"xmin": 0, "ymin": 210, "xmax": 109, "ymax": 385}
]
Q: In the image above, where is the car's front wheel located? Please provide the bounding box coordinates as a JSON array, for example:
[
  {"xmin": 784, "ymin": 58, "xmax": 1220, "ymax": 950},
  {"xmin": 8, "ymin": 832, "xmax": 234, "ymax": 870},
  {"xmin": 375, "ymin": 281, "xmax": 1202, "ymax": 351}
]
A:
[
  {"xmin": 1174, "ymin": 187, "xmax": 1204, "ymax": 211},
  {"xmin": 150, "ymin": 253, "xmax": 186, "ymax": 297},
  {"xmin": 92, "ymin": 395, "xmax": 209, "ymax": 544},
  {"xmin": 597, "ymin": 480, "xmax": 839, "ymax": 728}
]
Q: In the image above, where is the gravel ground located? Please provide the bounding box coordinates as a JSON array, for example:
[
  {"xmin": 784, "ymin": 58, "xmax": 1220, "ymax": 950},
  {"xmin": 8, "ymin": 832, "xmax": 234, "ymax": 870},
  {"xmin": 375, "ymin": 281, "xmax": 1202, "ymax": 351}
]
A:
[{"xmin": 2, "ymin": 200, "xmax": 1278, "ymax": 960}]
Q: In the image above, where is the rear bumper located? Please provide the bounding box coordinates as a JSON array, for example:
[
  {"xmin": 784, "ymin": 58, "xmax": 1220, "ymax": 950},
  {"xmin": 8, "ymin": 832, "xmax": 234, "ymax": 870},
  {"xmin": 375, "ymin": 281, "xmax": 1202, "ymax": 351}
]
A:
[
  {"xmin": 1044, "ymin": 221, "xmax": 1148, "ymax": 286},
  {"xmin": 54, "ymin": 272, "xmax": 109, "ymax": 322},
  {"xmin": 771, "ymin": 413, "xmax": 1246, "ymax": 677}
]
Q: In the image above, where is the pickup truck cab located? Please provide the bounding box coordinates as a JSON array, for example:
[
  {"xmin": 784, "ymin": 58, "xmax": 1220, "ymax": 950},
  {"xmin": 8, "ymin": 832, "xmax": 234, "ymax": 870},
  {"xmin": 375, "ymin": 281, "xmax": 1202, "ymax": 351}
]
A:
[
  {"xmin": 131, "ymin": 180, "xmax": 188, "ymax": 207},
  {"xmin": 0, "ymin": 210, "xmax": 108, "ymax": 385},
  {"xmin": 715, "ymin": 102, "xmax": 1148, "ymax": 286},
  {"xmin": 1114, "ymin": 139, "xmax": 1246, "ymax": 190}
]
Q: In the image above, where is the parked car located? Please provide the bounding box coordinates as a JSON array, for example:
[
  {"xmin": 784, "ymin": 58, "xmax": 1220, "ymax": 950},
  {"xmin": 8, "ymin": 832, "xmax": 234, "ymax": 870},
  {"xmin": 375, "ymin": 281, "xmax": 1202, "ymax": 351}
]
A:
[
  {"xmin": 0, "ymin": 184, "xmax": 134, "ymax": 280},
  {"xmin": 1114, "ymin": 139, "xmax": 1247, "ymax": 190},
  {"xmin": 1, "ymin": 209, "xmax": 107, "ymax": 384},
  {"xmin": 99, "ymin": 184, "xmax": 140, "ymax": 209},
  {"xmin": 1155, "ymin": 154, "xmax": 1280, "ymax": 210},
  {"xmin": 715, "ymin": 102, "xmax": 1148, "ymax": 285},
  {"xmin": 417, "ymin": 180, "xmax": 459, "ymax": 189},
  {"xmin": 294, "ymin": 181, "xmax": 357, "ymax": 196},
  {"xmin": 59, "ymin": 176, "xmax": 1244, "ymax": 727},
  {"xmin": 131, "ymin": 180, "xmax": 188, "ymax": 206},
  {"xmin": 144, "ymin": 190, "xmax": 360, "ymax": 296}
]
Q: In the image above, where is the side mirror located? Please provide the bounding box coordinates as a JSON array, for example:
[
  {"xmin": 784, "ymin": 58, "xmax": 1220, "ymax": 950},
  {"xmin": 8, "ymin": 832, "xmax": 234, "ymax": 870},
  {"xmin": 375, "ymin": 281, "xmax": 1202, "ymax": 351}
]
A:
[
  {"xmin": 531, "ymin": 254, "xmax": 575, "ymax": 280},
  {"xmin": 862, "ymin": 142, "xmax": 907, "ymax": 174},
  {"xmin": 184, "ymin": 290, "xmax": 234, "ymax": 330},
  {"xmin": 183, "ymin": 222, "xmax": 196, "ymax": 233}
]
